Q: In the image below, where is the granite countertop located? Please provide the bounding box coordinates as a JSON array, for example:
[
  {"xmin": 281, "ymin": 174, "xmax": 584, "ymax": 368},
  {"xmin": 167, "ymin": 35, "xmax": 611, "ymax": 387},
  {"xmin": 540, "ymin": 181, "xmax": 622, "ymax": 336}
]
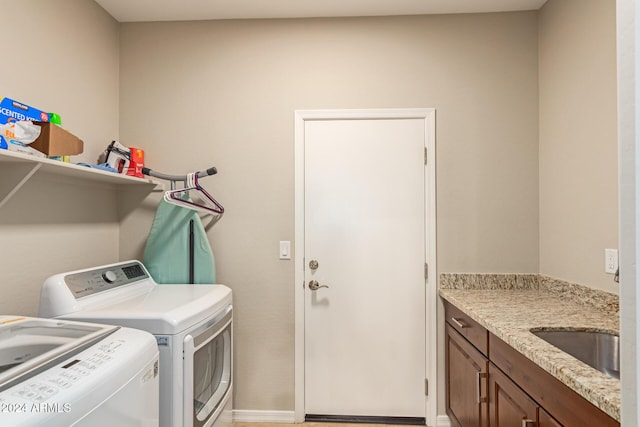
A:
[{"xmin": 439, "ymin": 276, "xmax": 620, "ymax": 422}]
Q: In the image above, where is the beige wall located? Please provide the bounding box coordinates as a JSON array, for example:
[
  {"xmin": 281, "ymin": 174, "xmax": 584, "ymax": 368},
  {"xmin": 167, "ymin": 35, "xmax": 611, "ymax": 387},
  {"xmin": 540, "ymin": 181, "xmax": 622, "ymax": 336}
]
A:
[
  {"xmin": 119, "ymin": 13, "xmax": 540, "ymax": 411},
  {"xmin": 2, "ymin": 0, "xmax": 618, "ymax": 418},
  {"xmin": 538, "ymin": 0, "xmax": 618, "ymax": 293},
  {"xmin": 0, "ymin": 0, "xmax": 121, "ymax": 316}
]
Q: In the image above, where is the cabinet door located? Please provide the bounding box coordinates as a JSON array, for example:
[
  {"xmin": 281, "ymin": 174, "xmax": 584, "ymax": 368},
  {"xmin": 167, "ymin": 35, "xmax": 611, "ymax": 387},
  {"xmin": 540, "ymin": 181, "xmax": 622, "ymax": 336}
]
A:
[
  {"xmin": 489, "ymin": 364, "xmax": 538, "ymax": 427},
  {"xmin": 539, "ymin": 408, "xmax": 563, "ymax": 427},
  {"xmin": 446, "ymin": 324, "xmax": 489, "ymax": 427}
]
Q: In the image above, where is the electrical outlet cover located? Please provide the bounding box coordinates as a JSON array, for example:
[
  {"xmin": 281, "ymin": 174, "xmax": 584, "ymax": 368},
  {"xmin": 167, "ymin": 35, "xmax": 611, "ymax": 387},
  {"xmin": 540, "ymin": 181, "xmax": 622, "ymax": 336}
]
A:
[{"xmin": 605, "ymin": 249, "xmax": 618, "ymax": 274}]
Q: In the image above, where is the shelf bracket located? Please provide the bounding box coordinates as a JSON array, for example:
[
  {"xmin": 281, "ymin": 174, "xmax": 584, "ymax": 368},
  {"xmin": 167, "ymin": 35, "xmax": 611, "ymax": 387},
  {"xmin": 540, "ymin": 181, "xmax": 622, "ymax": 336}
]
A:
[{"xmin": 0, "ymin": 163, "xmax": 41, "ymax": 210}]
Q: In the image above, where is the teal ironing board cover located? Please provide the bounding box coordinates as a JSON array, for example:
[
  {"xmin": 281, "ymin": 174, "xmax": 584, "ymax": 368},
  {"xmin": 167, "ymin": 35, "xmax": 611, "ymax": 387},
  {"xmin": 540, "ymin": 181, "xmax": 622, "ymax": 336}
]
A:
[{"xmin": 143, "ymin": 199, "xmax": 216, "ymax": 284}]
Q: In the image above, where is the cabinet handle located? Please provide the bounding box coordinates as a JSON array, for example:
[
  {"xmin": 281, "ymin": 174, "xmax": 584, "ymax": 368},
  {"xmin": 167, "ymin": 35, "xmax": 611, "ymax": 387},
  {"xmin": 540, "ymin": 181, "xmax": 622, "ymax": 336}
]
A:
[
  {"xmin": 522, "ymin": 420, "xmax": 536, "ymax": 427},
  {"xmin": 477, "ymin": 372, "xmax": 488, "ymax": 403},
  {"xmin": 451, "ymin": 317, "xmax": 467, "ymax": 328}
]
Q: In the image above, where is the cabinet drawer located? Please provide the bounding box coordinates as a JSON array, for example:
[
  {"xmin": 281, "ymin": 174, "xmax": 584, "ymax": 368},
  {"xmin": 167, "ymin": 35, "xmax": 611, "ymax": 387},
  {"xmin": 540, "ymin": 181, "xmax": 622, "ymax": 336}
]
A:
[{"xmin": 444, "ymin": 301, "xmax": 488, "ymax": 356}]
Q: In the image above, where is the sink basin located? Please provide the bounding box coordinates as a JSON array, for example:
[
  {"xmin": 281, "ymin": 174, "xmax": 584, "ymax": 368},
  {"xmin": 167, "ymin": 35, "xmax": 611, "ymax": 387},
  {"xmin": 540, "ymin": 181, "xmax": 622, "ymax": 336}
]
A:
[{"xmin": 530, "ymin": 329, "xmax": 620, "ymax": 379}]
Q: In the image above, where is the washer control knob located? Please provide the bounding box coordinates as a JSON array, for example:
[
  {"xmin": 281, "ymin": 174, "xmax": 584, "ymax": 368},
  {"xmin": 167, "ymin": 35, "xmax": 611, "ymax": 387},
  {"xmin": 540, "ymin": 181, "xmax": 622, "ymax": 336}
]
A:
[{"xmin": 102, "ymin": 270, "xmax": 117, "ymax": 283}]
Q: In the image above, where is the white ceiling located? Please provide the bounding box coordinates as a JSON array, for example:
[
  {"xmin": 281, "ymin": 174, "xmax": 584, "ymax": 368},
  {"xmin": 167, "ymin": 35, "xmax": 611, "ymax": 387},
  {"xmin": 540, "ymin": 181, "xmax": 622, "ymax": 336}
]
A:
[{"xmin": 95, "ymin": 0, "xmax": 548, "ymax": 23}]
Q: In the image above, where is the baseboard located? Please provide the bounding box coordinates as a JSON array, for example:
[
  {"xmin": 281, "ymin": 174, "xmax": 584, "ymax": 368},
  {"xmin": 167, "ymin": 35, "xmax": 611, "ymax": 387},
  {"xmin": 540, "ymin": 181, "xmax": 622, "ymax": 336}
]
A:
[
  {"xmin": 233, "ymin": 410, "xmax": 449, "ymax": 426},
  {"xmin": 233, "ymin": 410, "xmax": 296, "ymax": 423},
  {"xmin": 306, "ymin": 414, "xmax": 425, "ymax": 425}
]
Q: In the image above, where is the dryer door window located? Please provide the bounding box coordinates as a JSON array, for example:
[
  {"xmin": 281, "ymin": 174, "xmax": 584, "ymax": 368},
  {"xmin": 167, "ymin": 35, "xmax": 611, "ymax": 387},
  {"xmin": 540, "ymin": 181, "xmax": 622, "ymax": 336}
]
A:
[{"xmin": 188, "ymin": 309, "xmax": 232, "ymax": 427}]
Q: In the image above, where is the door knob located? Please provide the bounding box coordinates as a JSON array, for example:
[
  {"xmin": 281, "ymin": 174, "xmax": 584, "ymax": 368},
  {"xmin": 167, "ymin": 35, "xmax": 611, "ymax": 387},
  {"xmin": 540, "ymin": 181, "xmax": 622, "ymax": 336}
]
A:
[
  {"xmin": 309, "ymin": 260, "xmax": 319, "ymax": 270},
  {"xmin": 308, "ymin": 280, "xmax": 329, "ymax": 290}
]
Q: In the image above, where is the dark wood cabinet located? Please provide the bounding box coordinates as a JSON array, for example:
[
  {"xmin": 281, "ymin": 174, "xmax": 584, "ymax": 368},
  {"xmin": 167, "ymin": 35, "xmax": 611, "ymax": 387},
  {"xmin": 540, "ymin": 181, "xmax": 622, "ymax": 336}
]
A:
[
  {"xmin": 446, "ymin": 324, "xmax": 488, "ymax": 427},
  {"xmin": 488, "ymin": 363, "xmax": 544, "ymax": 427},
  {"xmin": 490, "ymin": 334, "xmax": 618, "ymax": 427},
  {"xmin": 539, "ymin": 408, "xmax": 563, "ymax": 427},
  {"xmin": 445, "ymin": 299, "xmax": 489, "ymax": 355},
  {"xmin": 443, "ymin": 300, "xmax": 619, "ymax": 427}
]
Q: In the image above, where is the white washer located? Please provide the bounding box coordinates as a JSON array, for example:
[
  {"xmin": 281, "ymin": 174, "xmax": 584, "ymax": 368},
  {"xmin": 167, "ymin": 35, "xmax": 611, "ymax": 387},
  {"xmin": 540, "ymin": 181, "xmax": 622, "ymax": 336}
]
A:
[
  {"xmin": 38, "ymin": 260, "xmax": 233, "ymax": 427},
  {"xmin": 0, "ymin": 315, "xmax": 159, "ymax": 426}
]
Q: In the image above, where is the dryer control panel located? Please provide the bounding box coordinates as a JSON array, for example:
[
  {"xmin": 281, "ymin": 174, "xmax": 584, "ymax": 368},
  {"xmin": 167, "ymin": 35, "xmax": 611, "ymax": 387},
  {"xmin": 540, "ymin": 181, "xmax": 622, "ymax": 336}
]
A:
[{"xmin": 64, "ymin": 261, "xmax": 149, "ymax": 299}]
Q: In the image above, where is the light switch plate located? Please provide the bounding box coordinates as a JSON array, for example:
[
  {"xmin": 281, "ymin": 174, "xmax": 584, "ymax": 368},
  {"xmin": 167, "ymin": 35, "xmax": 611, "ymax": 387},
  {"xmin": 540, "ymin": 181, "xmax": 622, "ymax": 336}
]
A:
[{"xmin": 279, "ymin": 241, "xmax": 291, "ymax": 260}]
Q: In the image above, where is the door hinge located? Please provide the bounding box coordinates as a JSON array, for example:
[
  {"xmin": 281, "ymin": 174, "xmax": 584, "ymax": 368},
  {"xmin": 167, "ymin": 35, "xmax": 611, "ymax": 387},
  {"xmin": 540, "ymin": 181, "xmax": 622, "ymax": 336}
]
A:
[
  {"xmin": 424, "ymin": 147, "xmax": 428, "ymax": 165},
  {"xmin": 424, "ymin": 263, "xmax": 428, "ymax": 280},
  {"xmin": 425, "ymin": 378, "xmax": 429, "ymax": 396}
]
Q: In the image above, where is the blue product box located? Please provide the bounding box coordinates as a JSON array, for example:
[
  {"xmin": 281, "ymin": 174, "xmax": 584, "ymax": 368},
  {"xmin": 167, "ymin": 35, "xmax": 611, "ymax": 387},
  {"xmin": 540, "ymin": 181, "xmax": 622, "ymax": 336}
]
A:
[
  {"xmin": 0, "ymin": 97, "xmax": 49, "ymax": 124},
  {"xmin": 0, "ymin": 97, "xmax": 49, "ymax": 150}
]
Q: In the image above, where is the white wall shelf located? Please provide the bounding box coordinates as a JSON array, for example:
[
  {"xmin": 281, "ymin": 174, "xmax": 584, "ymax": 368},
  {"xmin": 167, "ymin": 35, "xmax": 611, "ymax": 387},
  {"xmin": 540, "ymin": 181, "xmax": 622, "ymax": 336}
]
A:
[{"xmin": 0, "ymin": 149, "xmax": 159, "ymax": 216}]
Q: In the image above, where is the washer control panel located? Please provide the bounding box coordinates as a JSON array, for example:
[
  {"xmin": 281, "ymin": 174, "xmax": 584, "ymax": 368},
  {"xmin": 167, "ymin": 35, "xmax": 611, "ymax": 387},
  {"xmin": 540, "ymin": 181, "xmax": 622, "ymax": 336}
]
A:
[
  {"xmin": 0, "ymin": 327, "xmax": 159, "ymax": 422},
  {"xmin": 10, "ymin": 340, "xmax": 122, "ymax": 404},
  {"xmin": 64, "ymin": 261, "xmax": 149, "ymax": 299}
]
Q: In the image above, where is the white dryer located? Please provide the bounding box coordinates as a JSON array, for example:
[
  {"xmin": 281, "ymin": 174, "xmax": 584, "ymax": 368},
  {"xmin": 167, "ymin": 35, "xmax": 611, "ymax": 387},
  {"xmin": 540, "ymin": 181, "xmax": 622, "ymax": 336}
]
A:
[
  {"xmin": 39, "ymin": 260, "xmax": 233, "ymax": 427},
  {"xmin": 0, "ymin": 316, "xmax": 159, "ymax": 426}
]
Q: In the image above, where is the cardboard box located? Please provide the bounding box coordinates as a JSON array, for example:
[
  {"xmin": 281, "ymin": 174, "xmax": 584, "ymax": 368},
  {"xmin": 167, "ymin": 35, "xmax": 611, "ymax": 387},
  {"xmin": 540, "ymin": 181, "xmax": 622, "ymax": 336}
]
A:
[{"xmin": 30, "ymin": 121, "xmax": 83, "ymax": 156}]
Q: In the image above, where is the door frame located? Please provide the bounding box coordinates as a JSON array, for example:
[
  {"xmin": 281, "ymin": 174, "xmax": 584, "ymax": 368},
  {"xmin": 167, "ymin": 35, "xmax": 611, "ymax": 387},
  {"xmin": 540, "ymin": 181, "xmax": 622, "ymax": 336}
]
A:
[{"xmin": 293, "ymin": 108, "xmax": 437, "ymax": 425}]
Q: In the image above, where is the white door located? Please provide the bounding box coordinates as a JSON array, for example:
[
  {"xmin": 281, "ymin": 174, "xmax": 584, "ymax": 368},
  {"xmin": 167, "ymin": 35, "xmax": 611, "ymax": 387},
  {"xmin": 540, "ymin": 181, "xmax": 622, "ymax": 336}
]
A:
[{"xmin": 303, "ymin": 115, "xmax": 427, "ymax": 419}]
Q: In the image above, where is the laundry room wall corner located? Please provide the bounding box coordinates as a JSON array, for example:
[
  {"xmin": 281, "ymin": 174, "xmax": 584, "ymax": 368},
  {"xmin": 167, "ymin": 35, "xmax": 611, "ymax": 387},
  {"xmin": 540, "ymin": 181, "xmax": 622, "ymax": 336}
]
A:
[{"xmin": 0, "ymin": 0, "xmax": 121, "ymax": 316}]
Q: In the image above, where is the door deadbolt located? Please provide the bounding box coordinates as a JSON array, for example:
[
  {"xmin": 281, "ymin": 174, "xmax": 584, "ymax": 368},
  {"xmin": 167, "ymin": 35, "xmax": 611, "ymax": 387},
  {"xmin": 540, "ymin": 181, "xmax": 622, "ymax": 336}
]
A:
[{"xmin": 309, "ymin": 260, "xmax": 319, "ymax": 270}]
